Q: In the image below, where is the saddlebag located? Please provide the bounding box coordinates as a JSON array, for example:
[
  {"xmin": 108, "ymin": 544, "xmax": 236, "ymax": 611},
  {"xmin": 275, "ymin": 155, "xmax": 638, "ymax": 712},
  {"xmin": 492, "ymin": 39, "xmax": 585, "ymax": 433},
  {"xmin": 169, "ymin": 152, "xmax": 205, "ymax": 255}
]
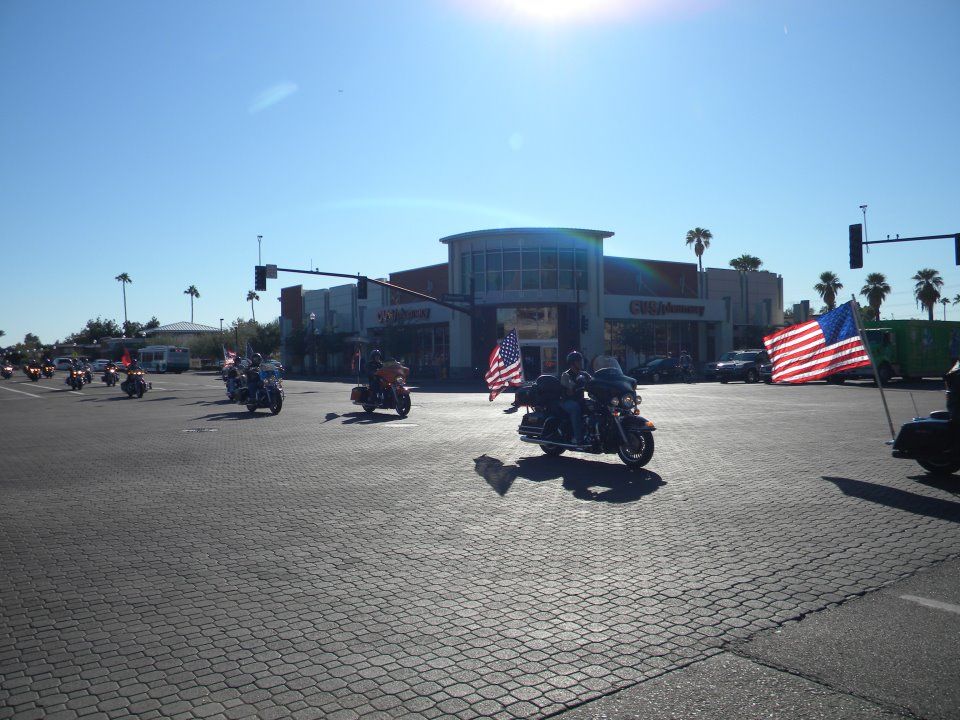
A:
[
  {"xmin": 893, "ymin": 418, "xmax": 955, "ymax": 457},
  {"xmin": 518, "ymin": 411, "xmax": 547, "ymax": 437},
  {"xmin": 350, "ymin": 386, "xmax": 368, "ymax": 402}
]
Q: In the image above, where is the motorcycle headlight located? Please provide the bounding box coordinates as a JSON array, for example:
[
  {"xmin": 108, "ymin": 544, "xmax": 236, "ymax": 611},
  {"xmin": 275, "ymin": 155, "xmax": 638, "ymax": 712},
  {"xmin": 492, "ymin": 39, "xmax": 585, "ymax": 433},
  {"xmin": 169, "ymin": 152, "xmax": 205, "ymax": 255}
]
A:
[{"xmin": 621, "ymin": 393, "xmax": 636, "ymax": 409}]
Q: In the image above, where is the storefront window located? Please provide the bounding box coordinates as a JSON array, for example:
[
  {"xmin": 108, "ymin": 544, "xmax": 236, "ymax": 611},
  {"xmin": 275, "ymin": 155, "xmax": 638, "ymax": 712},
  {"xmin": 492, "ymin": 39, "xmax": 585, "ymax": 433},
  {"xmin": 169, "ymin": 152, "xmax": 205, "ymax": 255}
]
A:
[
  {"xmin": 465, "ymin": 243, "xmax": 589, "ymax": 293},
  {"xmin": 522, "ymin": 249, "xmax": 539, "ymax": 269},
  {"xmin": 487, "ymin": 271, "xmax": 502, "ymax": 291},
  {"xmin": 503, "ymin": 270, "xmax": 521, "ymax": 291},
  {"xmin": 522, "ymin": 270, "xmax": 539, "ymax": 290},
  {"xmin": 487, "ymin": 250, "xmax": 502, "ymax": 271},
  {"xmin": 497, "ymin": 307, "xmax": 558, "ymax": 340},
  {"xmin": 541, "ymin": 268, "xmax": 557, "ymax": 289},
  {"xmin": 503, "ymin": 250, "xmax": 521, "ymax": 271}
]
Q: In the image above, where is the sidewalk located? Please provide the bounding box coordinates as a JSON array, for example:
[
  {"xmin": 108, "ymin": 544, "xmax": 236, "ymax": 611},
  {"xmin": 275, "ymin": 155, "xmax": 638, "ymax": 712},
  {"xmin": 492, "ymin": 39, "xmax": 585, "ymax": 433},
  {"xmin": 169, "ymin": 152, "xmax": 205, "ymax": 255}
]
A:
[{"xmin": 558, "ymin": 557, "xmax": 960, "ymax": 719}]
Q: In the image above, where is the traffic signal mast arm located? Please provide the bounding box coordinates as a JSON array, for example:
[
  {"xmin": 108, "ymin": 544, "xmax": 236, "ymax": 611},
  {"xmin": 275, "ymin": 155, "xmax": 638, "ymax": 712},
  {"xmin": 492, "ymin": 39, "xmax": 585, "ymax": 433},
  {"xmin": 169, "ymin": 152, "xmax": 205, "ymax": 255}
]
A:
[
  {"xmin": 849, "ymin": 225, "xmax": 960, "ymax": 269},
  {"xmin": 266, "ymin": 266, "xmax": 476, "ymax": 316}
]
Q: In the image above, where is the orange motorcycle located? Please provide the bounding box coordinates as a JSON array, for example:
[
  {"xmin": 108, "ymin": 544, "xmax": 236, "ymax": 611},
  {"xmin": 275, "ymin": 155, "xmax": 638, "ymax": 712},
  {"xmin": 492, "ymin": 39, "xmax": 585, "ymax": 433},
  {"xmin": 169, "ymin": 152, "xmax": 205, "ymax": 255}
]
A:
[{"xmin": 351, "ymin": 361, "xmax": 412, "ymax": 417}]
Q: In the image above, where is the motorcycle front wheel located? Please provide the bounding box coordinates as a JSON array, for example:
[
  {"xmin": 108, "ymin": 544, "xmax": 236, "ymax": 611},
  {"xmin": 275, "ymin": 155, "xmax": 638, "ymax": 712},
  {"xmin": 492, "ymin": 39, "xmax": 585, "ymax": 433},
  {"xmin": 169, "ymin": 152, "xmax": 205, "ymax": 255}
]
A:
[
  {"xmin": 395, "ymin": 393, "xmax": 411, "ymax": 418},
  {"xmin": 362, "ymin": 404, "xmax": 376, "ymax": 413},
  {"xmin": 917, "ymin": 458, "xmax": 960, "ymax": 476},
  {"xmin": 270, "ymin": 395, "xmax": 283, "ymax": 415},
  {"xmin": 540, "ymin": 444, "xmax": 565, "ymax": 456},
  {"xmin": 246, "ymin": 403, "xmax": 258, "ymax": 413},
  {"xmin": 617, "ymin": 430, "xmax": 655, "ymax": 469}
]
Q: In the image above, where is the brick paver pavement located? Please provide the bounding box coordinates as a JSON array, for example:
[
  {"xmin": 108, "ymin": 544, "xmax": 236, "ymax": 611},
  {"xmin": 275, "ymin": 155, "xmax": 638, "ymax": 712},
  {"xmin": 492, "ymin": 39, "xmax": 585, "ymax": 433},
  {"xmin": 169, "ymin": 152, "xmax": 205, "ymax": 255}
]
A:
[{"xmin": 1, "ymin": 373, "xmax": 958, "ymax": 719}]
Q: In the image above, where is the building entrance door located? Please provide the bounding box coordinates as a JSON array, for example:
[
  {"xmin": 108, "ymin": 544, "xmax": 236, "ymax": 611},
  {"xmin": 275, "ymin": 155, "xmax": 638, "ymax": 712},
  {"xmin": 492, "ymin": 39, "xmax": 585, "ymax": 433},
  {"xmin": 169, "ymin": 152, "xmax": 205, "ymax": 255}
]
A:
[{"xmin": 520, "ymin": 342, "xmax": 559, "ymax": 379}]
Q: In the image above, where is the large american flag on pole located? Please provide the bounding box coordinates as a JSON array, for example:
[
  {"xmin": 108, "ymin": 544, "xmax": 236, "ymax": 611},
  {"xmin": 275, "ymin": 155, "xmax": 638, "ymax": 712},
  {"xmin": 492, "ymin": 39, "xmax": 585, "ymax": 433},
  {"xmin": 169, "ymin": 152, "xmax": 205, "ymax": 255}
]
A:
[
  {"xmin": 763, "ymin": 301, "xmax": 871, "ymax": 384},
  {"xmin": 486, "ymin": 329, "xmax": 523, "ymax": 401}
]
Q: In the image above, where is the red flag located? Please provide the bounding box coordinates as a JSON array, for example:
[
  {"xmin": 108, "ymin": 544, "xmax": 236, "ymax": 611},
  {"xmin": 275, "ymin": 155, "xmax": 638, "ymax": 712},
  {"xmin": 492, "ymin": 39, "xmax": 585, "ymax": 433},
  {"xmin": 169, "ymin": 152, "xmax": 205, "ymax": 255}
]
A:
[
  {"xmin": 120, "ymin": 348, "xmax": 132, "ymax": 367},
  {"xmin": 351, "ymin": 347, "xmax": 360, "ymax": 371}
]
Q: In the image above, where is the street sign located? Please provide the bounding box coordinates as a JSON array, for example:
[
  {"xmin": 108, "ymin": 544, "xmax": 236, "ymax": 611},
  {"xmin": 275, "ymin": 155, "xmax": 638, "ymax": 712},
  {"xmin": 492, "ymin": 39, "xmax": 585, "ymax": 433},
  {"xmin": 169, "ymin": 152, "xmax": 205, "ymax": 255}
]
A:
[
  {"xmin": 441, "ymin": 293, "xmax": 472, "ymax": 303},
  {"xmin": 265, "ymin": 264, "xmax": 278, "ymax": 279}
]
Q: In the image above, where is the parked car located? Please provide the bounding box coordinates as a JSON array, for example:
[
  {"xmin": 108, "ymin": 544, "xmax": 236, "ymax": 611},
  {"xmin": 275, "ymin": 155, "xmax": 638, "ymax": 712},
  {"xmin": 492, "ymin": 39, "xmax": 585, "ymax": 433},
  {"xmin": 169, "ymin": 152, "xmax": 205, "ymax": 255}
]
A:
[
  {"xmin": 53, "ymin": 357, "xmax": 74, "ymax": 371},
  {"xmin": 760, "ymin": 361, "xmax": 773, "ymax": 384},
  {"xmin": 91, "ymin": 359, "xmax": 111, "ymax": 371},
  {"xmin": 702, "ymin": 351, "xmax": 738, "ymax": 381},
  {"xmin": 627, "ymin": 357, "xmax": 664, "ymax": 380},
  {"xmin": 632, "ymin": 357, "xmax": 683, "ymax": 384},
  {"xmin": 716, "ymin": 349, "xmax": 769, "ymax": 383}
]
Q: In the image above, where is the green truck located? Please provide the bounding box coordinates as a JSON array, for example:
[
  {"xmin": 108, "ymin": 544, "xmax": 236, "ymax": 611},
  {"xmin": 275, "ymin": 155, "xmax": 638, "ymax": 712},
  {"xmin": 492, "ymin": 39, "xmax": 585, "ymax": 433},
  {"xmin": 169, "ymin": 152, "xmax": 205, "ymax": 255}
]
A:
[{"xmin": 838, "ymin": 320, "xmax": 960, "ymax": 383}]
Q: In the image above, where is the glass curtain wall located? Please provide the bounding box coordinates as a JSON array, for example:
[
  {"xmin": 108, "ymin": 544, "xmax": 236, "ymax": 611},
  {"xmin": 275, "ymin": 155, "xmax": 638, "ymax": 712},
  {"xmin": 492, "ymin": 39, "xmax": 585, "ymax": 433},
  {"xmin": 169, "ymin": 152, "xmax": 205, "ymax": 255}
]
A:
[{"xmin": 461, "ymin": 244, "xmax": 588, "ymax": 294}]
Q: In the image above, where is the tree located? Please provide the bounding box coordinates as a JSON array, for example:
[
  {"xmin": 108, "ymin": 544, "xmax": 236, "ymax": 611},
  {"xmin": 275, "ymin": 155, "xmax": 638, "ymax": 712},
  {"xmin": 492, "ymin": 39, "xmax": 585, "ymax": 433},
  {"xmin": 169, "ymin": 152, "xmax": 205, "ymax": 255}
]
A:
[
  {"xmin": 0, "ymin": 330, "xmax": 5, "ymax": 340},
  {"xmin": 247, "ymin": 290, "xmax": 260, "ymax": 322},
  {"xmin": 23, "ymin": 333, "xmax": 41, "ymax": 348},
  {"xmin": 814, "ymin": 271, "xmax": 843, "ymax": 312},
  {"xmin": 184, "ymin": 285, "xmax": 200, "ymax": 323},
  {"xmin": 685, "ymin": 227, "xmax": 712, "ymax": 273},
  {"xmin": 67, "ymin": 317, "xmax": 122, "ymax": 344},
  {"xmin": 123, "ymin": 320, "xmax": 143, "ymax": 338},
  {"xmin": 953, "ymin": 293, "xmax": 960, "ymax": 307},
  {"xmin": 729, "ymin": 254, "xmax": 763, "ymax": 272},
  {"xmin": 115, "ymin": 273, "xmax": 132, "ymax": 326},
  {"xmin": 911, "ymin": 268, "xmax": 943, "ymax": 321},
  {"xmin": 144, "ymin": 316, "xmax": 161, "ymax": 330},
  {"xmin": 859, "ymin": 272, "xmax": 891, "ymax": 320},
  {"xmin": 940, "ymin": 297, "xmax": 950, "ymax": 321}
]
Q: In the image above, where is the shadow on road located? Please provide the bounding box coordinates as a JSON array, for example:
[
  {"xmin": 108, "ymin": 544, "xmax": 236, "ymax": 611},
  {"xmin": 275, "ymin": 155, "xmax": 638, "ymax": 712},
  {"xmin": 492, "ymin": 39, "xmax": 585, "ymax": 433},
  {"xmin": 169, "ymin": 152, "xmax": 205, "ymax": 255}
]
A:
[
  {"xmin": 197, "ymin": 411, "xmax": 275, "ymax": 421},
  {"xmin": 911, "ymin": 474, "xmax": 960, "ymax": 496},
  {"xmin": 340, "ymin": 411, "xmax": 407, "ymax": 425},
  {"xmin": 823, "ymin": 476, "xmax": 960, "ymax": 523},
  {"xmin": 145, "ymin": 397, "xmax": 178, "ymax": 401},
  {"xmin": 474, "ymin": 454, "xmax": 664, "ymax": 502},
  {"xmin": 323, "ymin": 412, "xmax": 340, "ymax": 423}
]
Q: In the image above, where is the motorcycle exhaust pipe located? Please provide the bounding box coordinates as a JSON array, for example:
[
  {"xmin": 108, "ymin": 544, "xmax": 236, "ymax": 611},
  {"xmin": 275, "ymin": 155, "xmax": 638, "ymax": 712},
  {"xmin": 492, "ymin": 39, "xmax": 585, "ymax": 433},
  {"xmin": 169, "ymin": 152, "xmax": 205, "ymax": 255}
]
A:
[{"xmin": 519, "ymin": 436, "xmax": 586, "ymax": 450}]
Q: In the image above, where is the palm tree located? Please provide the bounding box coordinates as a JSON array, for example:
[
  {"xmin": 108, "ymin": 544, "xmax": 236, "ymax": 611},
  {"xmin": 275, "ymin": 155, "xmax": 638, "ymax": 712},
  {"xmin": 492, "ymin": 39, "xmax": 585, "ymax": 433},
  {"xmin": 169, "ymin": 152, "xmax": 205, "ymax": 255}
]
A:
[
  {"xmin": 729, "ymin": 254, "xmax": 763, "ymax": 272},
  {"xmin": 184, "ymin": 285, "xmax": 200, "ymax": 323},
  {"xmin": 685, "ymin": 227, "xmax": 713, "ymax": 273},
  {"xmin": 814, "ymin": 271, "xmax": 843, "ymax": 312},
  {"xmin": 940, "ymin": 297, "xmax": 950, "ymax": 321},
  {"xmin": 115, "ymin": 273, "xmax": 132, "ymax": 326},
  {"xmin": 247, "ymin": 290, "xmax": 260, "ymax": 322},
  {"xmin": 911, "ymin": 268, "xmax": 943, "ymax": 321},
  {"xmin": 859, "ymin": 272, "xmax": 891, "ymax": 320}
]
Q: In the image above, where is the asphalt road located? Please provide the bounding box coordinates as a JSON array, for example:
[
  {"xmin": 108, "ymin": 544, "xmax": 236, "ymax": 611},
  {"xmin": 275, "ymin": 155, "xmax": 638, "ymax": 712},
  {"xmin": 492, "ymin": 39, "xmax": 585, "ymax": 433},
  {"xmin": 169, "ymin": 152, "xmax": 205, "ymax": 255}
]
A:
[{"xmin": 1, "ymin": 372, "xmax": 958, "ymax": 719}]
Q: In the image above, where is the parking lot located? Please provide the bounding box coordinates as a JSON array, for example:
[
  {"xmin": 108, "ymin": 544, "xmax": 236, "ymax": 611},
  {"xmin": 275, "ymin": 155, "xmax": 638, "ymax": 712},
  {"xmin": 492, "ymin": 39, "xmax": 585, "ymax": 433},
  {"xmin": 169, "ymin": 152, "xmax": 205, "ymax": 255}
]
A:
[{"xmin": 1, "ymin": 371, "xmax": 958, "ymax": 719}]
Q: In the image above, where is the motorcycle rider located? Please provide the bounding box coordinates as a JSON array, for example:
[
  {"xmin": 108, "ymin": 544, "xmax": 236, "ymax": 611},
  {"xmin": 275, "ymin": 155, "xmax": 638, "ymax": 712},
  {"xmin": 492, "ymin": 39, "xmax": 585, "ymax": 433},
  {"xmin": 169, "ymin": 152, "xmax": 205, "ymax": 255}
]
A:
[
  {"xmin": 367, "ymin": 349, "xmax": 384, "ymax": 402},
  {"xmin": 245, "ymin": 353, "xmax": 263, "ymax": 402},
  {"xmin": 560, "ymin": 351, "xmax": 591, "ymax": 445},
  {"xmin": 679, "ymin": 350, "xmax": 693, "ymax": 382}
]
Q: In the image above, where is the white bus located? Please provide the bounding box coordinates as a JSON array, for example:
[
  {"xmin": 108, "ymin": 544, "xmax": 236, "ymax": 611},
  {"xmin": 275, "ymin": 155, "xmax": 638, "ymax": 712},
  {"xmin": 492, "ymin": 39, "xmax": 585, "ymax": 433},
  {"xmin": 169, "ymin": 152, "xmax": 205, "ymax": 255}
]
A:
[{"xmin": 138, "ymin": 345, "xmax": 190, "ymax": 373}]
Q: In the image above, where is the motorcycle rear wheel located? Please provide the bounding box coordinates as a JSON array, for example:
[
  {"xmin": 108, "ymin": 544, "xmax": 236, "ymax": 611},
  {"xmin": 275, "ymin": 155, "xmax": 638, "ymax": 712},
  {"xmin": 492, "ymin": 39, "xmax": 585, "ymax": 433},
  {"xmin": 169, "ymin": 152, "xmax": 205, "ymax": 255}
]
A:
[
  {"xmin": 247, "ymin": 403, "xmax": 258, "ymax": 413},
  {"xmin": 917, "ymin": 458, "xmax": 960, "ymax": 476},
  {"xmin": 618, "ymin": 430, "xmax": 655, "ymax": 469},
  {"xmin": 362, "ymin": 404, "xmax": 375, "ymax": 413},
  {"xmin": 540, "ymin": 444, "xmax": 565, "ymax": 456}
]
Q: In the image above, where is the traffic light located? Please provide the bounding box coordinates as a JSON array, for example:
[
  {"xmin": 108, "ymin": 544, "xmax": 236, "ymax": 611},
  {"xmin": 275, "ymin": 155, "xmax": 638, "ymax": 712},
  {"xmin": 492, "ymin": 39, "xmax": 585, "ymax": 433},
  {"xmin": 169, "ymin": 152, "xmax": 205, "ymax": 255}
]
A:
[
  {"xmin": 849, "ymin": 224, "xmax": 863, "ymax": 269},
  {"xmin": 254, "ymin": 265, "xmax": 267, "ymax": 292},
  {"xmin": 580, "ymin": 315, "xmax": 589, "ymax": 333},
  {"xmin": 357, "ymin": 275, "xmax": 368, "ymax": 300}
]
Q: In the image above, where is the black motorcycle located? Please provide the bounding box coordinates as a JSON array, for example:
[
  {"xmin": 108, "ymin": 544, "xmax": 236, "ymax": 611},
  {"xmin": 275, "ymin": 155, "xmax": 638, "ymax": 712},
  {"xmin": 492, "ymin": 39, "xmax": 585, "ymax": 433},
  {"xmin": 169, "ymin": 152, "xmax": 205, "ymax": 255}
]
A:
[
  {"xmin": 25, "ymin": 365, "xmax": 41, "ymax": 382},
  {"xmin": 121, "ymin": 369, "xmax": 149, "ymax": 398},
  {"xmin": 890, "ymin": 361, "xmax": 960, "ymax": 476},
  {"xmin": 1, "ymin": 362, "xmax": 13, "ymax": 380},
  {"xmin": 515, "ymin": 357, "xmax": 656, "ymax": 469},
  {"xmin": 102, "ymin": 366, "xmax": 119, "ymax": 387},
  {"xmin": 41, "ymin": 363, "xmax": 55, "ymax": 378},
  {"xmin": 237, "ymin": 367, "xmax": 284, "ymax": 414},
  {"xmin": 66, "ymin": 366, "xmax": 85, "ymax": 390}
]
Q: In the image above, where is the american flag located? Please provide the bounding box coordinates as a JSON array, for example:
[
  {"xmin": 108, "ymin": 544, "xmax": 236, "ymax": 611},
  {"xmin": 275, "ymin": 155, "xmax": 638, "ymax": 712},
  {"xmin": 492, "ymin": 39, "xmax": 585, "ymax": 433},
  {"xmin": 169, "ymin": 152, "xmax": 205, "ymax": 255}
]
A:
[
  {"xmin": 485, "ymin": 329, "xmax": 523, "ymax": 401},
  {"xmin": 763, "ymin": 301, "xmax": 871, "ymax": 384}
]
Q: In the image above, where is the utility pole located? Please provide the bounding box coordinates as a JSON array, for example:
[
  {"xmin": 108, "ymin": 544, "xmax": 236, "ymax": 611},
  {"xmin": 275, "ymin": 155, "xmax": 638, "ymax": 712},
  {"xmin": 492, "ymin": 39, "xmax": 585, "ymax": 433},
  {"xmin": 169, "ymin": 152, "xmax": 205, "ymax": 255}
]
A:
[
  {"xmin": 257, "ymin": 235, "xmax": 263, "ymax": 266},
  {"xmin": 859, "ymin": 204, "xmax": 868, "ymax": 249}
]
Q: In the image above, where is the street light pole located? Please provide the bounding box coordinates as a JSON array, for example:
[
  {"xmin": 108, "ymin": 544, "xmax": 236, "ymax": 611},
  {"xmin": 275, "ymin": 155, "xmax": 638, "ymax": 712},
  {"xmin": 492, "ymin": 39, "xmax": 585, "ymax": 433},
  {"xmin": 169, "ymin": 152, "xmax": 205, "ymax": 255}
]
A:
[
  {"xmin": 309, "ymin": 312, "xmax": 316, "ymax": 375},
  {"xmin": 219, "ymin": 318, "xmax": 224, "ymax": 333},
  {"xmin": 257, "ymin": 235, "xmax": 263, "ymax": 266}
]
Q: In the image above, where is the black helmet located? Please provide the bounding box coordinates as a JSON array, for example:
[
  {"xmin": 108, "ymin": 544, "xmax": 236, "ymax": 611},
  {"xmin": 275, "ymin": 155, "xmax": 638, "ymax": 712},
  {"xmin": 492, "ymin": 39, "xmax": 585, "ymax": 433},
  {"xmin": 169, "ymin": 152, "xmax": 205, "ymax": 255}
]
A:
[
  {"xmin": 370, "ymin": 349, "xmax": 382, "ymax": 360},
  {"xmin": 251, "ymin": 353, "xmax": 262, "ymax": 365},
  {"xmin": 566, "ymin": 350, "xmax": 583, "ymax": 367}
]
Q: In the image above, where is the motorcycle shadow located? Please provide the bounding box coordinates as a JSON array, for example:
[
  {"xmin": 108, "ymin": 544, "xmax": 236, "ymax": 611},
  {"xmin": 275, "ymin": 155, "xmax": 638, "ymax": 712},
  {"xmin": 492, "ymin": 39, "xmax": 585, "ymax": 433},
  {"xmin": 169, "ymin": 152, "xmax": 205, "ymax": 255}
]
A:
[
  {"xmin": 197, "ymin": 410, "xmax": 275, "ymax": 421},
  {"xmin": 473, "ymin": 454, "xmax": 664, "ymax": 503},
  {"xmin": 340, "ymin": 411, "xmax": 407, "ymax": 425},
  {"xmin": 909, "ymin": 474, "xmax": 960, "ymax": 496}
]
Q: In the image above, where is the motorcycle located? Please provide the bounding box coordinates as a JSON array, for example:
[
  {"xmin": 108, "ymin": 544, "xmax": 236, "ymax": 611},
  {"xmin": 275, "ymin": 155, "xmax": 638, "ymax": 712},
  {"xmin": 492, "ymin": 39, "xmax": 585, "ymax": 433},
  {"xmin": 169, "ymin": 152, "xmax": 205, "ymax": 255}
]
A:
[
  {"xmin": 66, "ymin": 367, "xmax": 85, "ymax": 390},
  {"xmin": 351, "ymin": 361, "xmax": 412, "ymax": 417},
  {"xmin": 41, "ymin": 363, "xmax": 55, "ymax": 378},
  {"xmin": 224, "ymin": 363, "xmax": 243, "ymax": 401},
  {"xmin": 1, "ymin": 362, "xmax": 13, "ymax": 380},
  {"xmin": 514, "ymin": 356, "xmax": 656, "ymax": 469},
  {"xmin": 121, "ymin": 369, "xmax": 150, "ymax": 398},
  {"xmin": 889, "ymin": 361, "xmax": 960, "ymax": 476},
  {"xmin": 82, "ymin": 364, "xmax": 93, "ymax": 384},
  {"xmin": 239, "ymin": 366, "xmax": 284, "ymax": 414},
  {"xmin": 24, "ymin": 365, "xmax": 41, "ymax": 382},
  {"xmin": 102, "ymin": 366, "xmax": 119, "ymax": 387}
]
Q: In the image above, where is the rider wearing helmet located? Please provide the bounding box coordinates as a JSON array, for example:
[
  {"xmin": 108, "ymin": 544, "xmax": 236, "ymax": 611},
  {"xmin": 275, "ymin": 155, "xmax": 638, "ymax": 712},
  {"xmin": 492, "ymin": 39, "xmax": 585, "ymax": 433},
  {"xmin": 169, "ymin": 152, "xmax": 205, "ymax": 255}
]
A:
[
  {"xmin": 560, "ymin": 350, "xmax": 591, "ymax": 445},
  {"xmin": 367, "ymin": 349, "xmax": 384, "ymax": 402},
  {"xmin": 245, "ymin": 353, "xmax": 263, "ymax": 400}
]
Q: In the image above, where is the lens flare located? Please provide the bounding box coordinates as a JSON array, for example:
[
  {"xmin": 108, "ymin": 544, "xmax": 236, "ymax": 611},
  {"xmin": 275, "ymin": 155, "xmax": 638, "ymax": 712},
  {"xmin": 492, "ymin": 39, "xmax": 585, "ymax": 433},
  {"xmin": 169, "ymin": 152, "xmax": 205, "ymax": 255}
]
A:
[{"xmin": 449, "ymin": 0, "xmax": 715, "ymax": 25}]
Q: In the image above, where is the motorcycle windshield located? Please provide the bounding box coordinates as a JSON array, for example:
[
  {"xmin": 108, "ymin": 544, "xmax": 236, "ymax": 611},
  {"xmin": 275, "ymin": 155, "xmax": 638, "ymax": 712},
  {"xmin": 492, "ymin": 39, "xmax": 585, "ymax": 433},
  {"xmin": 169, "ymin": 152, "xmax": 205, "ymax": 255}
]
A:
[{"xmin": 592, "ymin": 355, "xmax": 624, "ymax": 374}]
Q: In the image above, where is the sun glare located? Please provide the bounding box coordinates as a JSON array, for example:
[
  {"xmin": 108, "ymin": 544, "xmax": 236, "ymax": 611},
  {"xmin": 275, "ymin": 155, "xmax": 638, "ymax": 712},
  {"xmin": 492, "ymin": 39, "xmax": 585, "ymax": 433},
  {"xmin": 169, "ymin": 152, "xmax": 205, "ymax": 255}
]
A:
[{"xmin": 451, "ymin": 0, "xmax": 695, "ymax": 25}]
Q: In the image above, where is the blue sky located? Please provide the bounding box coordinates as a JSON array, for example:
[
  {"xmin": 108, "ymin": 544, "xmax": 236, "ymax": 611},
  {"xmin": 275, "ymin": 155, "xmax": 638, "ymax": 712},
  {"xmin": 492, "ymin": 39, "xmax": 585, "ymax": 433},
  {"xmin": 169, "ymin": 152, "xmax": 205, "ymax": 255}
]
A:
[{"xmin": 2, "ymin": 0, "xmax": 958, "ymax": 344}]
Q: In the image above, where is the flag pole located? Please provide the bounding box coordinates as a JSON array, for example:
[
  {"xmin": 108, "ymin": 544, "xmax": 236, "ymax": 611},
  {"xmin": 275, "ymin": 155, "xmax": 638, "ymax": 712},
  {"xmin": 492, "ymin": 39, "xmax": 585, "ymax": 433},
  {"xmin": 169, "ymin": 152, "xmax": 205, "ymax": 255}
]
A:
[{"xmin": 849, "ymin": 296, "xmax": 895, "ymax": 439}]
